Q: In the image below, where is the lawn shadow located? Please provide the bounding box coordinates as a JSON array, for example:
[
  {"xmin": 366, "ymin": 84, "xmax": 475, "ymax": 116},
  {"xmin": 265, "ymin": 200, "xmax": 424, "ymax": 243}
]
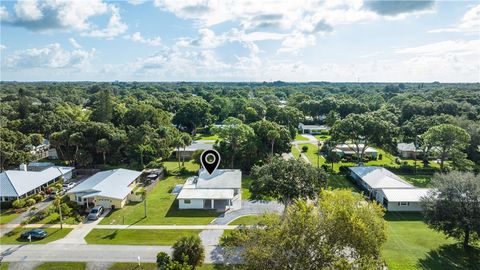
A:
[
  {"xmin": 14, "ymin": 228, "xmax": 62, "ymax": 243},
  {"xmin": 384, "ymin": 211, "xmax": 424, "ymax": 222},
  {"xmin": 418, "ymin": 244, "xmax": 480, "ymax": 270},
  {"xmin": 165, "ymin": 200, "xmax": 219, "ymax": 218},
  {"xmin": 101, "ymin": 230, "xmax": 119, "ymax": 240}
]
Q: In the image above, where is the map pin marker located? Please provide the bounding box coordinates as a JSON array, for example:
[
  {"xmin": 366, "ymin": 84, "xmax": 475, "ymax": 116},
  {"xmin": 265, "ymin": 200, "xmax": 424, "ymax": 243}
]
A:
[{"xmin": 200, "ymin": 149, "xmax": 221, "ymax": 175}]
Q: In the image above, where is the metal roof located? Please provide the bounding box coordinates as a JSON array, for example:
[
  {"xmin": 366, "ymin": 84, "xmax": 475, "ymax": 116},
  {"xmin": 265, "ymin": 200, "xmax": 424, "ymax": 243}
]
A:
[
  {"xmin": 68, "ymin": 168, "xmax": 141, "ymax": 200},
  {"xmin": 349, "ymin": 166, "xmax": 413, "ymax": 189},
  {"xmin": 381, "ymin": 188, "xmax": 432, "ymax": 202},
  {"xmin": 196, "ymin": 169, "xmax": 241, "ymax": 189},
  {"xmin": 182, "ymin": 142, "xmax": 213, "ymax": 152},
  {"xmin": 0, "ymin": 166, "xmax": 74, "ymax": 197}
]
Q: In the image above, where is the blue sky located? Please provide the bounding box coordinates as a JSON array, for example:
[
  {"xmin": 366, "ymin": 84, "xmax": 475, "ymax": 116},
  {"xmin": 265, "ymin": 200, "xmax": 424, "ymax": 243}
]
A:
[{"xmin": 1, "ymin": 0, "xmax": 479, "ymax": 82}]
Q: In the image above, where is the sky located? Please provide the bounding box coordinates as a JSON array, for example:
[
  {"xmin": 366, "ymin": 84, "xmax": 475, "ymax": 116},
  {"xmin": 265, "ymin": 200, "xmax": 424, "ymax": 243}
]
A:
[{"xmin": 0, "ymin": 0, "xmax": 479, "ymax": 82}]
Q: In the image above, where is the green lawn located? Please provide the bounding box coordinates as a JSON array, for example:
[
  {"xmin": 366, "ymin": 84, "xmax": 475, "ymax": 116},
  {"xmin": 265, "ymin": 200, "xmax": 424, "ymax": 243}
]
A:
[
  {"xmin": 400, "ymin": 175, "xmax": 433, "ymax": 188},
  {"xmin": 162, "ymin": 160, "xmax": 200, "ymax": 175},
  {"xmin": 294, "ymin": 134, "xmax": 309, "ymax": 141},
  {"xmin": 0, "ymin": 208, "xmax": 21, "ymax": 224},
  {"xmin": 229, "ymin": 215, "xmax": 265, "ymax": 225},
  {"xmin": 34, "ymin": 262, "xmax": 86, "ymax": 270},
  {"xmin": 327, "ymin": 175, "xmax": 361, "ymax": 192},
  {"xmin": 298, "ymin": 143, "xmax": 326, "ymax": 165},
  {"xmin": 314, "ymin": 134, "xmax": 331, "ymax": 141},
  {"xmin": 108, "ymin": 263, "xmax": 232, "ymax": 270},
  {"xmin": 194, "ymin": 134, "xmax": 219, "ymax": 141},
  {"xmin": 291, "ymin": 145, "xmax": 301, "ymax": 160},
  {"xmin": 33, "ymin": 212, "xmax": 79, "ymax": 225},
  {"xmin": 242, "ymin": 176, "xmax": 252, "ymax": 200},
  {"xmin": 383, "ymin": 212, "xmax": 479, "ymax": 270},
  {"xmin": 85, "ymin": 229, "xmax": 202, "ymax": 245},
  {"xmin": 100, "ymin": 176, "xmax": 218, "ymax": 225},
  {"xmin": 0, "ymin": 228, "xmax": 72, "ymax": 244},
  {"xmin": 0, "ymin": 262, "xmax": 8, "ymax": 270}
]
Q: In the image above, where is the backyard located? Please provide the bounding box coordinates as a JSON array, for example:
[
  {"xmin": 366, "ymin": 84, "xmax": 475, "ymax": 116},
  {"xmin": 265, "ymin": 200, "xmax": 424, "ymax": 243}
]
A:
[
  {"xmin": 85, "ymin": 229, "xmax": 202, "ymax": 245},
  {"xmin": 382, "ymin": 212, "xmax": 479, "ymax": 270},
  {"xmin": 100, "ymin": 176, "xmax": 218, "ymax": 225}
]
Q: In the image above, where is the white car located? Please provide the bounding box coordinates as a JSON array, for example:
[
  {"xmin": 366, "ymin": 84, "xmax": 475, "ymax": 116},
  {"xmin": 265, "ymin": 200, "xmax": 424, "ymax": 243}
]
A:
[{"xmin": 62, "ymin": 182, "xmax": 76, "ymax": 190}]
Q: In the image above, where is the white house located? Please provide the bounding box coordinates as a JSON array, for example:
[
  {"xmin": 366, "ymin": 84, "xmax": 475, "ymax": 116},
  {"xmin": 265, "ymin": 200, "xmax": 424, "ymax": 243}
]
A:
[
  {"xmin": 177, "ymin": 168, "xmax": 242, "ymax": 211},
  {"xmin": 298, "ymin": 123, "xmax": 330, "ymax": 134},
  {"xmin": 378, "ymin": 188, "xmax": 431, "ymax": 212},
  {"xmin": 0, "ymin": 165, "xmax": 74, "ymax": 202},
  {"xmin": 349, "ymin": 166, "xmax": 431, "ymax": 212},
  {"xmin": 176, "ymin": 142, "xmax": 213, "ymax": 160},
  {"xmin": 67, "ymin": 168, "xmax": 142, "ymax": 209},
  {"xmin": 334, "ymin": 144, "xmax": 378, "ymax": 159},
  {"xmin": 397, "ymin": 142, "xmax": 422, "ymax": 159}
]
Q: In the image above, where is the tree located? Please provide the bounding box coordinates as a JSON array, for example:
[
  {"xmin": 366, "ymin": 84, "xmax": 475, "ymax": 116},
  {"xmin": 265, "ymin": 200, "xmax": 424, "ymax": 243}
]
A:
[
  {"xmin": 212, "ymin": 117, "xmax": 254, "ymax": 168},
  {"xmin": 173, "ymin": 136, "xmax": 185, "ymax": 170},
  {"xmin": 423, "ymin": 124, "xmax": 470, "ymax": 170},
  {"xmin": 181, "ymin": 133, "xmax": 192, "ymax": 166},
  {"xmin": 156, "ymin": 252, "xmax": 192, "ymax": 270},
  {"xmin": 0, "ymin": 128, "xmax": 31, "ymax": 171},
  {"xmin": 267, "ymin": 129, "xmax": 280, "ymax": 155},
  {"xmin": 172, "ymin": 235, "xmax": 205, "ymax": 269},
  {"xmin": 53, "ymin": 193, "xmax": 63, "ymax": 229},
  {"xmin": 29, "ymin": 133, "xmax": 44, "ymax": 146},
  {"xmin": 324, "ymin": 110, "xmax": 340, "ymax": 127},
  {"xmin": 96, "ymin": 138, "xmax": 110, "ymax": 165},
  {"xmin": 69, "ymin": 132, "xmax": 83, "ymax": 165},
  {"xmin": 250, "ymin": 156, "xmax": 327, "ymax": 206},
  {"xmin": 172, "ymin": 98, "xmax": 213, "ymax": 135},
  {"xmin": 221, "ymin": 190, "xmax": 387, "ymax": 269},
  {"xmin": 421, "ymin": 171, "xmax": 480, "ymax": 249},
  {"xmin": 331, "ymin": 112, "xmax": 397, "ymax": 163},
  {"xmin": 91, "ymin": 89, "xmax": 113, "ymax": 123},
  {"xmin": 250, "ymin": 119, "xmax": 292, "ymax": 159}
]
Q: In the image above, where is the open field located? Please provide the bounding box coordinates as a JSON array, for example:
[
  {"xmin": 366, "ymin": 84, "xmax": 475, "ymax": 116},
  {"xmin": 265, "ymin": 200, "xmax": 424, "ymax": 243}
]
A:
[
  {"xmin": 0, "ymin": 228, "xmax": 72, "ymax": 244},
  {"xmin": 34, "ymin": 262, "xmax": 86, "ymax": 270},
  {"xmin": 100, "ymin": 176, "xmax": 218, "ymax": 225},
  {"xmin": 382, "ymin": 212, "xmax": 479, "ymax": 270},
  {"xmin": 85, "ymin": 229, "xmax": 202, "ymax": 245},
  {"xmin": 162, "ymin": 160, "xmax": 200, "ymax": 175}
]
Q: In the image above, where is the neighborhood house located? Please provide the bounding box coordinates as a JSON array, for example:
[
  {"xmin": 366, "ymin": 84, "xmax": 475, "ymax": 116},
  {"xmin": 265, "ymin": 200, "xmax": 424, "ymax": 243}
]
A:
[
  {"xmin": 0, "ymin": 164, "xmax": 74, "ymax": 202},
  {"xmin": 334, "ymin": 144, "xmax": 378, "ymax": 159},
  {"xmin": 177, "ymin": 168, "xmax": 242, "ymax": 211},
  {"xmin": 349, "ymin": 166, "xmax": 431, "ymax": 212},
  {"xmin": 298, "ymin": 123, "xmax": 330, "ymax": 134},
  {"xmin": 397, "ymin": 142, "xmax": 422, "ymax": 159},
  {"xmin": 176, "ymin": 142, "xmax": 213, "ymax": 160},
  {"xmin": 67, "ymin": 168, "xmax": 142, "ymax": 209}
]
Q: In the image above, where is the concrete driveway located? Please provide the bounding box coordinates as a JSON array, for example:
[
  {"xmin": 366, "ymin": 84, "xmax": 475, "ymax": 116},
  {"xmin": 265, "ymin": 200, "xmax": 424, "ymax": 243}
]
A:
[
  {"xmin": 210, "ymin": 200, "xmax": 283, "ymax": 225},
  {"xmin": 50, "ymin": 209, "xmax": 110, "ymax": 244}
]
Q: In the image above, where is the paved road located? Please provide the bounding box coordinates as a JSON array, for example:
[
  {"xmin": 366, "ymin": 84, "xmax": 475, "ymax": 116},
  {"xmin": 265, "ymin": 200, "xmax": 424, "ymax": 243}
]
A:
[{"xmin": 211, "ymin": 200, "xmax": 284, "ymax": 225}]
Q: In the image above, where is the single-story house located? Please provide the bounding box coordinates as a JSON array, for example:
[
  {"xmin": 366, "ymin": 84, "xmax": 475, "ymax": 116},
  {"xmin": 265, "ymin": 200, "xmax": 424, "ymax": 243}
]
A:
[
  {"xmin": 378, "ymin": 188, "xmax": 431, "ymax": 212},
  {"xmin": 27, "ymin": 162, "xmax": 55, "ymax": 171},
  {"xmin": 176, "ymin": 142, "xmax": 213, "ymax": 160},
  {"xmin": 334, "ymin": 144, "xmax": 378, "ymax": 159},
  {"xmin": 397, "ymin": 142, "xmax": 422, "ymax": 159},
  {"xmin": 298, "ymin": 123, "xmax": 330, "ymax": 134},
  {"xmin": 0, "ymin": 165, "xmax": 74, "ymax": 202},
  {"xmin": 177, "ymin": 168, "xmax": 241, "ymax": 211},
  {"xmin": 67, "ymin": 168, "xmax": 142, "ymax": 209},
  {"xmin": 349, "ymin": 166, "xmax": 431, "ymax": 212}
]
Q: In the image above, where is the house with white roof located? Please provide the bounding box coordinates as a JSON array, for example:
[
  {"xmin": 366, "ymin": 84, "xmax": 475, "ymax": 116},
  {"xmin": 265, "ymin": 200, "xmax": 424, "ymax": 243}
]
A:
[
  {"xmin": 334, "ymin": 144, "xmax": 378, "ymax": 159},
  {"xmin": 177, "ymin": 168, "xmax": 241, "ymax": 211},
  {"xmin": 67, "ymin": 168, "xmax": 142, "ymax": 209},
  {"xmin": 176, "ymin": 142, "xmax": 213, "ymax": 160},
  {"xmin": 349, "ymin": 166, "xmax": 431, "ymax": 212},
  {"xmin": 298, "ymin": 123, "xmax": 330, "ymax": 134},
  {"xmin": 0, "ymin": 165, "xmax": 74, "ymax": 202},
  {"xmin": 397, "ymin": 142, "xmax": 422, "ymax": 159}
]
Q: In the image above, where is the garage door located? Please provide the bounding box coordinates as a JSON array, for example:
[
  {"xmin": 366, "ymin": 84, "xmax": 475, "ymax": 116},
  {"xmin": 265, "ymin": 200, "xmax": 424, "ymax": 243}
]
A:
[{"xmin": 96, "ymin": 198, "xmax": 112, "ymax": 209}]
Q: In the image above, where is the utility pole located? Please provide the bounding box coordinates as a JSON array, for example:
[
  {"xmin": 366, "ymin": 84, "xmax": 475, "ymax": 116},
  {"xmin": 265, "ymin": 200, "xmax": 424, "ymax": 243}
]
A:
[
  {"xmin": 317, "ymin": 141, "xmax": 321, "ymax": 169},
  {"xmin": 143, "ymin": 191, "xmax": 147, "ymax": 218}
]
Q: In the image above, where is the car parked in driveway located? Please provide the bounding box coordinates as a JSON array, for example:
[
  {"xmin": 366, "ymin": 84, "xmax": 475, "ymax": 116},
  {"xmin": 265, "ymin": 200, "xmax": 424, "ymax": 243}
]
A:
[
  {"xmin": 62, "ymin": 182, "xmax": 76, "ymax": 190},
  {"xmin": 21, "ymin": 228, "xmax": 48, "ymax": 240},
  {"xmin": 87, "ymin": 205, "xmax": 104, "ymax": 220}
]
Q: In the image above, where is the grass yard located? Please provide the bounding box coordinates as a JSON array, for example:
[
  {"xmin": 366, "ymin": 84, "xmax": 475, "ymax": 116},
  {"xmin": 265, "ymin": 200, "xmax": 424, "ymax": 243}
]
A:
[
  {"xmin": 100, "ymin": 176, "xmax": 218, "ymax": 225},
  {"xmin": 242, "ymin": 176, "xmax": 253, "ymax": 200},
  {"xmin": 0, "ymin": 227, "xmax": 72, "ymax": 244},
  {"xmin": 294, "ymin": 134, "xmax": 309, "ymax": 141},
  {"xmin": 108, "ymin": 263, "xmax": 232, "ymax": 270},
  {"xmin": 0, "ymin": 262, "xmax": 8, "ymax": 270},
  {"xmin": 298, "ymin": 143, "xmax": 326, "ymax": 165},
  {"xmin": 229, "ymin": 215, "xmax": 265, "ymax": 225},
  {"xmin": 194, "ymin": 134, "xmax": 219, "ymax": 141},
  {"xmin": 85, "ymin": 229, "xmax": 202, "ymax": 245},
  {"xmin": 400, "ymin": 175, "xmax": 433, "ymax": 188},
  {"xmin": 0, "ymin": 208, "xmax": 21, "ymax": 224},
  {"xmin": 33, "ymin": 212, "xmax": 79, "ymax": 225},
  {"xmin": 383, "ymin": 212, "xmax": 479, "ymax": 270},
  {"xmin": 162, "ymin": 160, "xmax": 200, "ymax": 175},
  {"xmin": 291, "ymin": 145, "xmax": 301, "ymax": 160},
  {"xmin": 327, "ymin": 175, "xmax": 361, "ymax": 192},
  {"xmin": 314, "ymin": 134, "xmax": 331, "ymax": 141},
  {"xmin": 34, "ymin": 262, "xmax": 86, "ymax": 270}
]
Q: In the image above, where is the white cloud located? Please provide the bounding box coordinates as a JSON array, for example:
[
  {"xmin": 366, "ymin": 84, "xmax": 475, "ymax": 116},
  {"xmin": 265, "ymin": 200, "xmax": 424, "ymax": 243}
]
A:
[
  {"xmin": 125, "ymin": 32, "xmax": 162, "ymax": 46},
  {"xmin": 1, "ymin": 0, "xmax": 127, "ymax": 38},
  {"xmin": 82, "ymin": 6, "xmax": 127, "ymax": 39},
  {"xmin": 429, "ymin": 4, "xmax": 480, "ymax": 33},
  {"xmin": 127, "ymin": 0, "xmax": 147, "ymax": 5},
  {"xmin": 69, "ymin": 38, "xmax": 82, "ymax": 49},
  {"xmin": 0, "ymin": 44, "xmax": 6, "ymax": 50},
  {"xmin": 395, "ymin": 39, "xmax": 480, "ymax": 56},
  {"xmin": 278, "ymin": 32, "xmax": 316, "ymax": 53},
  {"xmin": 2, "ymin": 43, "xmax": 95, "ymax": 70}
]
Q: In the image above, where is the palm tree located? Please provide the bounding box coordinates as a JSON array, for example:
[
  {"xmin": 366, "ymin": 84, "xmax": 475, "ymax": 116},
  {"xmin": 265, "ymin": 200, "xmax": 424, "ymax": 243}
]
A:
[
  {"xmin": 180, "ymin": 133, "xmax": 192, "ymax": 166},
  {"xmin": 173, "ymin": 137, "xmax": 184, "ymax": 170},
  {"xmin": 53, "ymin": 193, "xmax": 63, "ymax": 229},
  {"xmin": 267, "ymin": 130, "xmax": 280, "ymax": 155},
  {"xmin": 68, "ymin": 132, "xmax": 83, "ymax": 165},
  {"xmin": 50, "ymin": 131, "xmax": 67, "ymax": 160},
  {"xmin": 96, "ymin": 138, "xmax": 110, "ymax": 165}
]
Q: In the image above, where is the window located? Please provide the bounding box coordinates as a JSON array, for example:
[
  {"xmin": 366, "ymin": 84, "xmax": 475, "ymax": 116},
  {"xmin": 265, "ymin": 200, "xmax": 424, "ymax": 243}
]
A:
[
  {"xmin": 184, "ymin": 199, "xmax": 191, "ymax": 204},
  {"xmin": 400, "ymin": 202, "xmax": 408, "ymax": 206}
]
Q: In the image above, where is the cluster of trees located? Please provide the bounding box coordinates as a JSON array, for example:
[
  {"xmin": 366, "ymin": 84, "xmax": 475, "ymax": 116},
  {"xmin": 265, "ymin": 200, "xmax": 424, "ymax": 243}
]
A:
[
  {"xmin": 156, "ymin": 235, "xmax": 205, "ymax": 270},
  {"xmin": 1, "ymin": 82, "xmax": 479, "ymax": 171}
]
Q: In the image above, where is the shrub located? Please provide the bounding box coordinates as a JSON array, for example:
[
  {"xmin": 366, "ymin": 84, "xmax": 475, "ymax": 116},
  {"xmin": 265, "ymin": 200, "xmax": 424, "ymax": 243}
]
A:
[
  {"xmin": 25, "ymin": 198, "xmax": 36, "ymax": 207},
  {"xmin": 172, "ymin": 235, "xmax": 205, "ymax": 268},
  {"xmin": 378, "ymin": 154, "xmax": 383, "ymax": 160},
  {"xmin": 33, "ymin": 194, "xmax": 44, "ymax": 203},
  {"xmin": 301, "ymin": 145, "xmax": 309, "ymax": 152},
  {"xmin": 157, "ymin": 252, "xmax": 171, "ymax": 269},
  {"xmin": 338, "ymin": 166, "xmax": 350, "ymax": 174},
  {"xmin": 12, "ymin": 199, "xmax": 26, "ymax": 209}
]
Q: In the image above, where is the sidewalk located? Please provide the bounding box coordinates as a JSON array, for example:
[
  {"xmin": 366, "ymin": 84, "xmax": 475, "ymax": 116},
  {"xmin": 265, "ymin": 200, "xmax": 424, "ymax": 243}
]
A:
[
  {"xmin": 0, "ymin": 199, "xmax": 53, "ymax": 237},
  {"xmin": 1, "ymin": 224, "xmax": 243, "ymax": 230}
]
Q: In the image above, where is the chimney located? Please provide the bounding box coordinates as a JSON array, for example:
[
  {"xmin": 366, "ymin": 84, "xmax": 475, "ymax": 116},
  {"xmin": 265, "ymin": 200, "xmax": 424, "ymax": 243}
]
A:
[{"xmin": 19, "ymin": 163, "xmax": 27, "ymax": 171}]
